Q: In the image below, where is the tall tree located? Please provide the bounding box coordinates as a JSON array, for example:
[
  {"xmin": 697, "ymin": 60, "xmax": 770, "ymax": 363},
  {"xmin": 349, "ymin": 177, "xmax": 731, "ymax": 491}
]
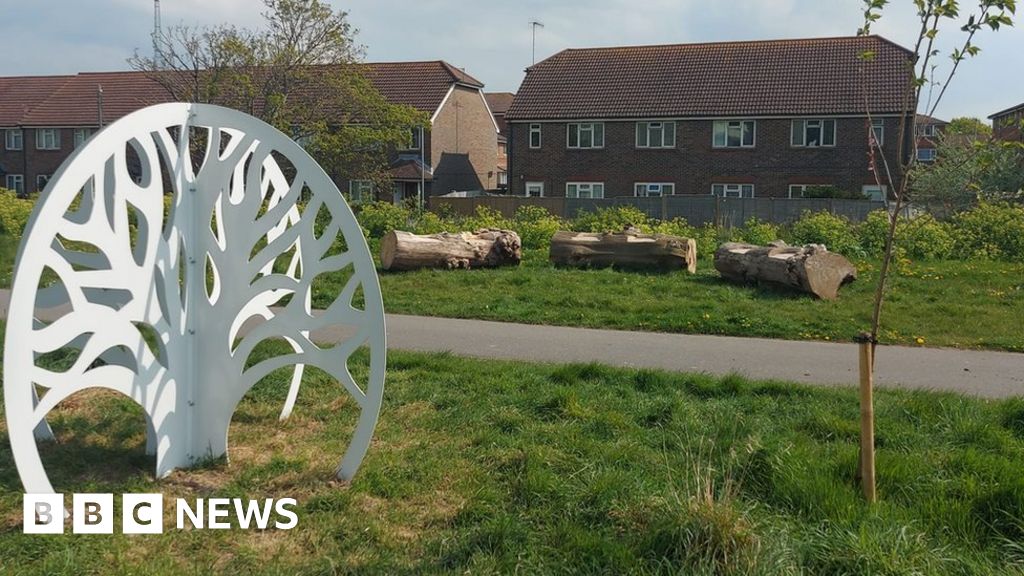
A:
[
  {"xmin": 129, "ymin": 0, "xmax": 428, "ymax": 196},
  {"xmin": 946, "ymin": 116, "xmax": 993, "ymax": 136}
]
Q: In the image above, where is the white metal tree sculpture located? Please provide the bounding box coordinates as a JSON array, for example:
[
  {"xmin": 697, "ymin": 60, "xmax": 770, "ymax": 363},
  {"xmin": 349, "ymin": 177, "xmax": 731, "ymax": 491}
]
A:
[{"xmin": 4, "ymin": 103, "xmax": 385, "ymax": 494}]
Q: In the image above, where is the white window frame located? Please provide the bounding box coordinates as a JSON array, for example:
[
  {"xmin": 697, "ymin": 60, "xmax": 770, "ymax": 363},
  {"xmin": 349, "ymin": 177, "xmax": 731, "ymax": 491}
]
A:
[
  {"xmin": 636, "ymin": 121, "xmax": 676, "ymax": 149},
  {"xmin": 5, "ymin": 128, "xmax": 23, "ymax": 150},
  {"xmin": 73, "ymin": 128, "xmax": 92, "ymax": 148},
  {"xmin": 567, "ymin": 122, "xmax": 604, "ymax": 149},
  {"xmin": 861, "ymin": 185, "xmax": 887, "ymax": 201},
  {"xmin": 35, "ymin": 174, "xmax": 51, "ymax": 191},
  {"xmin": 407, "ymin": 127, "xmax": 422, "ymax": 150},
  {"xmin": 566, "ymin": 182, "xmax": 604, "ymax": 199},
  {"xmin": 788, "ymin": 184, "xmax": 810, "ymax": 199},
  {"xmin": 529, "ymin": 124, "xmax": 542, "ymax": 149},
  {"xmin": 498, "ymin": 172, "xmax": 508, "ymax": 187},
  {"xmin": 711, "ymin": 183, "xmax": 755, "ymax": 198},
  {"xmin": 349, "ymin": 180, "xmax": 373, "ymax": 203},
  {"xmin": 525, "ymin": 181, "xmax": 544, "ymax": 197},
  {"xmin": 917, "ymin": 148, "xmax": 936, "ymax": 162},
  {"xmin": 634, "ymin": 183, "xmax": 675, "ymax": 197},
  {"xmin": 922, "ymin": 124, "xmax": 936, "ymax": 137},
  {"xmin": 712, "ymin": 120, "xmax": 756, "ymax": 148},
  {"xmin": 871, "ymin": 118, "xmax": 884, "ymax": 147},
  {"xmin": 36, "ymin": 128, "xmax": 60, "ymax": 150},
  {"xmin": 5, "ymin": 174, "xmax": 24, "ymax": 195},
  {"xmin": 791, "ymin": 119, "xmax": 836, "ymax": 147}
]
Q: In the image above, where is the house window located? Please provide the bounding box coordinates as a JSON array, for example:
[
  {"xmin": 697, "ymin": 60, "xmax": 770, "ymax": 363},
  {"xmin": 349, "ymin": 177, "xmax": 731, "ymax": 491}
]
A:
[
  {"xmin": 634, "ymin": 183, "xmax": 675, "ymax": 197},
  {"xmin": 529, "ymin": 124, "xmax": 542, "ymax": 149},
  {"xmin": 567, "ymin": 123, "xmax": 604, "ymax": 149},
  {"xmin": 5, "ymin": 174, "xmax": 24, "ymax": 195},
  {"xmin": 871, "ymin": 118, "xmax": 884, "ymax": 146},
  {"xmin": 861, "ymin": 185, "xmax": 887, "ymax": 201},
  {"xmin": 36, "ymin": 128, "xmax": 60, "ymax": 150},
  {"xmin": 791, "ymin": 119, "xmax": 836, "ymax": 147},
  {"xmin": 566, "ymin": 182, "xmax": 604, "ymax": 199},
  {"xmin": 36, "ymin": 174, "xmax": 51, "ymax": 191},
  {"xmin": 636, "ymin": 122, "xmax": 676, "ymax": 148},
  {"xmin": 525, "ymin": 181, "xmax": 544, "ymax": 197},
  {"xmin": 73, "ymin": 128, "xmax": 93, "ymax": 148},
  {"xmin": 922, "ymin": 124, "xmax": 937, "ymax": 137},
  {"xmin": 349, "ymin": 180, "xmax": 373, "ymax": 203},
  {"xmin": 712, "ymin": 183, "xmax": 754, "ymax": 198},
  {"xmin": 5, "ymin": 129, "xmax": 23, "ymax": 150},
  {"xmin": 788, "ymin": 184, "xmax": 810, "ymax": 198},
  {"xmin": 917, "ymin": 148, "xmax": 937, "ymax": 162},
  {"xmin": 408, "ymin": 128, "xmax": 422, "ymax": 150},
  {"xmin": 498, "ymin": 172, "xmax": 508, "ymax": 187},
  {"xmin": 713, "ymin": 120, "xmax": 756, "ymax": 148}
]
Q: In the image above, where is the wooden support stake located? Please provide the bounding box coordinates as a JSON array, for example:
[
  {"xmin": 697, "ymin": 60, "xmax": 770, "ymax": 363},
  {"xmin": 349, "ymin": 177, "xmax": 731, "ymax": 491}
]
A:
[{"xmin": 857, "ymin": 332, "xmax": 877, "ymax": 503}]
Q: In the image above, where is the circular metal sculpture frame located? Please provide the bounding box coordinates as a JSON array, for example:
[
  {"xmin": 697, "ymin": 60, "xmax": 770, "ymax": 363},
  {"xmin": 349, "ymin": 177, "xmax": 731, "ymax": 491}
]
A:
[{"xmin": 4, "ymin": 103, "xmax": 386, "ymax": 494}]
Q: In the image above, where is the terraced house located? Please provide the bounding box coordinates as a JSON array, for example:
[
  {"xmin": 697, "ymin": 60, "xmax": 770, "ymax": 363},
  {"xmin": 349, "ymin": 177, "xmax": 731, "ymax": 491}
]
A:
[{"xmin": 506, "ymin": 36, "xmax": 915, "ymax": 200}]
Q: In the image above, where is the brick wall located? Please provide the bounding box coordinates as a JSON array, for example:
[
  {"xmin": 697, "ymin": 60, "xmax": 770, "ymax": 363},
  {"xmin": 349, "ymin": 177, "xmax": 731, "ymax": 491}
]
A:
[
  {"xmin": 1, "ymin": 127, "xmax": 86, "ymax": 194},
  {"xmin": 508, "ymin": 117, "xmax": 908, "ymax": 198},
  {"xmin": 430, "ymin": 86, "xmax": 499, "ymax": 195}
]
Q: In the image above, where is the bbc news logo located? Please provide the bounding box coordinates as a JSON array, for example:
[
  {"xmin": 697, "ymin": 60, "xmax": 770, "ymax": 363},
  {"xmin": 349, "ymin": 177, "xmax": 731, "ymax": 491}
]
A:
[{"xmin": 24, "ymin": 494, "xmax": 298, "ymax": 534}]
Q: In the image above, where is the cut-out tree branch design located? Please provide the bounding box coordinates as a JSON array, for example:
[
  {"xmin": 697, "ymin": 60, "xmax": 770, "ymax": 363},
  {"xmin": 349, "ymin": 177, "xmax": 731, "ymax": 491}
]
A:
[
  {"xmin": 855, "ymin": 0, "xmax": 1015, "ymax": 502},
  {"xmin": 4, "ymin": 103, "xmax": 385, "ymax": 496}
]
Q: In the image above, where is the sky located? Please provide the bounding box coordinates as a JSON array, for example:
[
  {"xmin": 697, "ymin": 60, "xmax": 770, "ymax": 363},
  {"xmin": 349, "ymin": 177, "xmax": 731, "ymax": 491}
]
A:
[{"xmin": 0, "ymin": 0, "xmax": 1021, "ymax": 120}]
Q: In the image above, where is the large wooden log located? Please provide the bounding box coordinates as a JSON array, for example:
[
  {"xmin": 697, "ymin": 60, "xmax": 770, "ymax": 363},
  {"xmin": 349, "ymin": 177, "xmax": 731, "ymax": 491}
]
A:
[
  {"xmin": 380, "ymin": 229, "xmax": 521, "ymax": 271},
  {"xmin": 549, "ymin": 227, "xmax": 697, "ymax": 272},
  {"xmin": 713, "ymin": 241, "xmax": 857, "ymax": 300}
]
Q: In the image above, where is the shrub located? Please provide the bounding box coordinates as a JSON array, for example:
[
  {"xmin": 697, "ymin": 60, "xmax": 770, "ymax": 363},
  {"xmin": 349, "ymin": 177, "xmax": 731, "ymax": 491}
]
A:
[
  {"xmin": 513, "ymin": 205, "xmax": 564, "ymax": 250},
  {"xmin": 572, "ymin": 206, "xmax": 651, "ymax": 233},
  {"xmin": 790, "ymin": 211, "xmax": 862, "ymax": 257},
  {"xmin": 0, "ymin": 189, "xmax": 35, "ymax": 239},
  {"xmin": 736, "ymin": 217, "xmax": 781, "ymax": 246},
  {"xmin": 411, "ymin": 210, "xmax": 449, "ymax": 235},
  {"xmin": 356, "ymin": 201, "xmax": 412, "ymax": 239},
  {"xmin": 859, "ymin": 211, "xmax": 955, "ymax": 260},
  {"xmin": 461, "ymin": 205, "xmax": 510, "ymax": 231},
  {"xmin": 951, "ymin": 202, "xmax": 1024, "ymax": 262}
]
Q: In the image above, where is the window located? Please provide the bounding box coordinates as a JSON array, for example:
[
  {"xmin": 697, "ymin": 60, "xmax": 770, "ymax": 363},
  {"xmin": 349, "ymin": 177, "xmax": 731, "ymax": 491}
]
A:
[
  {"xmin": 791, "ymin": 119, "xmax": 836, "ymax": 147},
  {"xmin": 529, "ymin": 124, "xmax": 542, "ymax": 149},
  {"xmin": 408, "ymin": 128, "xmax": 422, "ymax": 150},
  {"xmin": 636, "ymin": 121, "xmax": 676, "ymax": 148},
  {"xmin": 922, "ymin": 124, "xmax": 936, "ymax": 137},
  {"xmin": 567, "ymin": 123, "xmax": 604, "ymax": 149},
  {"xmin": 5, "ymin": 129, "xmax": 23, "ymax": 150},
  {"xmin": 525, "ymin": 181, "xmax": 544, "ymax": 197},
  {"xmin": 712, "ymin": 183, "xmax": 754, "ymax": 198},
  {"xmin": 713, "ymin": 120, "xmax": 756, "ymax": 148},
  {"xmin": 861, "ymin": 185, "xmax": 887, "ymax": 201},
  {"xmin": 36, "ymin": 174, "xmax": 51, "ymax": 191},
  {"xmin": 5, "ymin": 174, "xmax": 24, "ymax": 195},
  {"xmin": 73, "ymin": 128, "xmax": 93, "ymax": 148},
  {"xmin": 566, "ymin": 182, "xmax": 604, "ymax": 198},
  {"xmin": 871, "ymin": 118, "xmax": 884, "ymax": 146},
  {"xmin": 917, "ymin": 148, "xmax": 936, "ymax": 162},
  {"xmin": 498, "ymin": 172, "xmax": 508, "ymax": 187},
  {"xmin": 788, "ymin": 184, "xmax": 810, "ymax": 198},
  {"xmin": 634, "ymin": 183, "xmax": 675, "ymax": 197},
  {"xmin": 36, "ymin": 128, "xmax": 60, "ymax": 150},
  {"xmin": 349, "ymin": 180, "xmax": 373, "ymax": 203}
]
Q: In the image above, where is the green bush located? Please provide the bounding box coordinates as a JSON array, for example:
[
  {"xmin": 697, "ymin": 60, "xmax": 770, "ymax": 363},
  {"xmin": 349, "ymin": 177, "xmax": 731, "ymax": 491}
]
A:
[
  {"xmin": 859, "ymin": 211, "xmax": 955, "ymax": 260},
  {"xmin": 736, "ymin": 217, "xmax": 781, "ymax": 246},
  {"xmin": 572, "ymin": 206, "xmax": 651, "ymax": 233},
  {"xmin": 513, "ymin": 205, "xmax": 564, "ymax": 250},
  {"xmin": 790, "ymin": 211, "xmax": 862, "ymax": 257},
  {"xmin": 951, "ymin": 202, "xmax": 1024, "ymax": 262},
  {"xmin": 356, "ymin": 201, "xmax": 412, "ymax": 238},
  {"xmin": 411, "ymin": 210, "xmax": 449, "ymax": 235},
  {"xmin": 0, "ymin": 189, "xmax": 35, "ymax": 239},
  {"xmin": 461, "ymin": 205, "xmax": 510, "ymax": 231}
]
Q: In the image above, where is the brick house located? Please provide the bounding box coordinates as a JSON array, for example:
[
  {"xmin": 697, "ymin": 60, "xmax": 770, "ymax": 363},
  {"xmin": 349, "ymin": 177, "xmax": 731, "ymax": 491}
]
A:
[
  {"xmin": 485, "ymin": 92, "xmax": 515, "ymax": 190},
  {"xmin": 0, "ymin": 61, "xmax": 498, "ymax": 202},
  {"xmin": 505, "ymin": 36, "xmax": 915, "ymax": 201},
  {"xmin": 990, "ymin": 102, "xmax": 1024, "ymax": 142},
  {"xmin": 915, "ymin": 114, "xmax": 948, "ymax": 163}
]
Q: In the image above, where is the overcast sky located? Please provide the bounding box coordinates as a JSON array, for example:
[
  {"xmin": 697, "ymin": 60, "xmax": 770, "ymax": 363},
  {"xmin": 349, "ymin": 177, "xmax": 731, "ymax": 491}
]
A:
[{"xmin": 1, "ymin": 0, "xmax": 1020, "ymax": 119}]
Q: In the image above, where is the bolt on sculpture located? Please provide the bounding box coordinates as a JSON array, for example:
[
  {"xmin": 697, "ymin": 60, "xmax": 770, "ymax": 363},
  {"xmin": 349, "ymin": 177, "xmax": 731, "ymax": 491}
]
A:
[{"xmin": 4, "ymin": 103, "xmax": 386, "ymax": 495}]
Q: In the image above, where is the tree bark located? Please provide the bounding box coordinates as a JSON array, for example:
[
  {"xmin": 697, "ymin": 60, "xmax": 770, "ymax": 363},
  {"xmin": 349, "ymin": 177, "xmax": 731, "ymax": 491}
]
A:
[
  {"xmin": 549, "ymin": 228, "xmax": 697, "ymax": 273},
  {"xmin": 380, "ymin": 229, "xmax": 522, "ymax": 271},
  {"xmin": 713, "ymin": 241, "xmax": 857, "ymax": 300}
]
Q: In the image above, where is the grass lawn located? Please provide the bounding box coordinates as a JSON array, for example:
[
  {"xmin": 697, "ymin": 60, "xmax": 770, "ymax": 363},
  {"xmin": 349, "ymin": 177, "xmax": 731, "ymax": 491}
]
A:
[
  {"xmin": 372, "ymin": 249, "xmax": 1024, "ymax": 352},
  {"xmin": 2, "ymin": 335, "xmax": 1023, "ymax": 574}
]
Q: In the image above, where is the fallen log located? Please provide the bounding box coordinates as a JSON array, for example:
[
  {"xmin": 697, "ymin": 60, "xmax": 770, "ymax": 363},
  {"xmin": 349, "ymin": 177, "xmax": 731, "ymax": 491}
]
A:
[
  {"xmin": 549, "ymin": 227, "xmax": 697, "ymax": 272},
  {"xmin": 380, "ymin": 229, "xmax": 521, "ymax": 271},
  {"xmin": 713, "ymin": 241, "xmax": 857, "ymax": 300}
]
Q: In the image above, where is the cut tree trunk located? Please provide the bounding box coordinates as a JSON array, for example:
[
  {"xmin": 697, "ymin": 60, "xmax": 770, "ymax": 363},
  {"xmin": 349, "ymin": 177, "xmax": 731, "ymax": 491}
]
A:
[
  {"xmin": 549, "ymin": 227, "xmax": 697, "ymax": 273},
  {"xmin": 380, "ymin": 229, "xmax": 522, "ymax": 271},
  {"xmin": 713, "ymin": 241, "xmax": 857, "ymax": 300}
]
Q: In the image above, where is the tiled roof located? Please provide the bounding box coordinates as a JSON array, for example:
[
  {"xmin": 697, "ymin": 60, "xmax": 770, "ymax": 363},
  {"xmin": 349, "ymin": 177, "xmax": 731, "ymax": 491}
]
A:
[
  {"xmin": 917, "ymin": 114, "xmax": 947, "ymax": 125},
  {"xmin": 989, "ymin": 102, "xmax": 1024, "ymax": 119},
  {"xmin": 0, "ymin": 75, "xmax": 74, "ymax": 126},
  {"xmin": 484, "ymin": 92, "xmax": 515, "ymax": 115},
  {"xmin": 359, "ymin": 61, "xmax": 484, "ymax": 114},
  {"xmin": 506, "ymin": 36, "xmax": 914, "ymax": 121},
  {"xmin": 21, "ymin": 71, "xmax": 170, "ymax": 126},
  {"xmin": 389, "ymin": 156, "xmax": 432, "ymax": 181}
]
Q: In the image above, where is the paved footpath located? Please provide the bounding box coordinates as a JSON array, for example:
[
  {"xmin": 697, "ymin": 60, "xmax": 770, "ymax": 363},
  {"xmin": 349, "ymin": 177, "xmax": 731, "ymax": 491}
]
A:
[{"xmin": 1, "ymin": 290, "xmax": 1021, "ymax": 398}]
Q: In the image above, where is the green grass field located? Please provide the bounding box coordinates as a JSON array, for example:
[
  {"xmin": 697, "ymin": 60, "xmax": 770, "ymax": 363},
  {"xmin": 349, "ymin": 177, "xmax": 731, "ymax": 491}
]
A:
[
  {"xmin": 2, "ymin": 337, "xmax": 1023, "ymax": 575},
  {"xmin": 371, "ymin": 249, "xmax": 1024, "ymax": 352}
]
